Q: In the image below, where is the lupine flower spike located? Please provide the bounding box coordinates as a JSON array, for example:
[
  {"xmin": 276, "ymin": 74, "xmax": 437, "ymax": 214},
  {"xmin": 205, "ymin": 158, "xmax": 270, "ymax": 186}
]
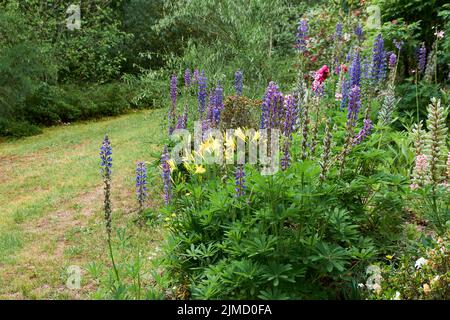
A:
[
  {"xmin": 184, "ymin": 68, "xmax": 191, "ymax": 88},
  {"xmin": 169, "ymin": 74, "xmax": 177, "ymax": 135},
  {"xmin": 100, "ymin": 135, "xmax": 113, "ymax": 235},
  {"xmin": 161, "ymin": 146, "xmax": 172, "ymax": 205},
  {"xmin": 295, "ymin": 20, "xmax": 309, "ymax": 52},
  {"xmin": 235, "ymin": 70, "xmax": 243, "ymax": 96},
  {"xmin": 235, "ymin": 165, "xmax": 246, "ymax": 197},
  {"xmin": 371, "ymin": 34, "xmax": 386, "ymax": 84},
  {"xmin": 425, "ymin": 98, "xmax": 448, "ymax": 184},
  {"xmin": 261, "ymin": 82, "xmax": 284, "ymax": 130},
  {"xmin": 99, "ymin": 135, "xmax": 120, "ymax": 282},
  {"xmin": 418, "ymin": 44, "xmax": 427, "ymax": 74},
  {"xmin": 136, "ymin": 162, "xmax": 148, "ymax": 213},
  {"xmin": 198, "ymin": 70, "xmax": 207, "ymax": 116},
  {"xmin": 354, "ymin": 24, "xmax": 364, "ymax": 42}
]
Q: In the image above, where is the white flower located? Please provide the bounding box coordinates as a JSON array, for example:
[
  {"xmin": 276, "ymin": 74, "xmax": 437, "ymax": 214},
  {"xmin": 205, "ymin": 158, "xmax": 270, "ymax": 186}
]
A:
[
  {"xmin": 393, "ymin": 291, "xmax": 401, "ymax": 300},
  {"xmin": 415, "ymin": 257, "xmax": 428, "ymax": 269},
  {"xmin": 372, "ymin": 283, "xmax": 382, "ymax": 294},
  {"xmin": 430, "ymin": 275, "xmax": 440, "ymax": 287},
  {"xmin": 358, "ymin": 283, "xmax": 365, "ymax": 289},
  {"xmin": 434, "ymin": 30, "xmax": 444, "ymax": 39}
]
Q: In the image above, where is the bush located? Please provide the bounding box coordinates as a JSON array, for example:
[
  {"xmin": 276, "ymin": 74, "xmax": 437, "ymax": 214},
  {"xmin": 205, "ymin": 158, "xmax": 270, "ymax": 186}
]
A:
[{"xmin": 0, "ymin": 118, "xmax": 42, "ymax": 138}]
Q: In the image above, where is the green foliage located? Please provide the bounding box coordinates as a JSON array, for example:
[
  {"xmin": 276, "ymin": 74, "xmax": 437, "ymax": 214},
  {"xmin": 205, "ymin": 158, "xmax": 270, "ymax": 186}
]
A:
[{"xmin": 161, "ymin": 120, "xmax": 417, "ymax": 299}]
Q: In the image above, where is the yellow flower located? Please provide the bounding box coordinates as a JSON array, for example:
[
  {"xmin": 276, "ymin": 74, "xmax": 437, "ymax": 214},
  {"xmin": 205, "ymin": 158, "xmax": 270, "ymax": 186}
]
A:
[
  {"xmin": 168, "ymin": 159, "xmax": 177, "ymax": 171},
  {"xmin": 252, "ymin": 130, "xmax": 261, "ymax": 142},
  {"xmin": 423, "ymin": 283, "xmax": 431, "ymax": 295},
  {"xmin": 199, "ymin": 138, "xmax": 213, "ymax": 154},
  {"xmin": 194, "ymin": 165, "xmax": 206, "ymax": 174},
  {"xmin": 234, "ymin": 128, "xmax": 246, "ymax": 142},
  {"xmin": 211, "ymin": 137, "xmax": 222, "ymax": 154},
  {"xmin": 224, "ymin": 133, "xmax": 236, "ymax": 150},
  {"xmin": 385, "ymin": 255, "xmax": 394, "ymax": 260}
]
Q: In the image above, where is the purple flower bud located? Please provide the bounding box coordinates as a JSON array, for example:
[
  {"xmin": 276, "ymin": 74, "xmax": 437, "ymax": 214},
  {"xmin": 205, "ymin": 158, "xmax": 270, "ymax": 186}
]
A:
[
  {"xmin": 193, "ymin": 69, "xmax": 200, "ymax": 84},
  {"xmin": 261, "ymin": 81, "xmax": 284, "ymax": 129},
  {"xmin": 353, "ymin": 119, "xmax": 373, "ymax": 145},
  {"xmin": 235, "ymin": 165, "xmax": 246, "ymax": 197},
  {"xmin": 388, "ymin": 52, "xmax": 397, "ymax": 67},
  {"xmin": 295, "ymin": 20, "xmax": 309, "ymax": 52},
  {"xmin": 354, "ymin": 24, "xmax": 364, "ymax": 41},
  {"xmin": 175, "ymin": 106, "xmax": 188, "ymax": 130},
  {"xmin": 161, "ymin": 146, "xmax": 172, "ymax": 205},
  {"xmin": 198, "ymin": 70, "xmax": 207, "ymax": 116},
  {"xmin": 100, "ymin": 135, "xmax": 112, "ymax": 176},
  {"xmin": 371, "ymin": 34, "xmax": 387, "ymax": 83},
  {"xmin": 350, "ymin": 51, "xmax": 361, "ymax": 87},
  {"xmin": 235, "ymin": 70, "xmax": 243, "ymax": 96},
  {"xmin": 335, "ymin": 22, "xmax": 343, "ymax": 40},
  {"xmin": 340, "ymin": 78, "xmax": 350, "ymax": 111},
  {"xmin": 393, "ymin": 39, "xmax": 404, "ymax": 51},
  {"xmin": 169, "ymin": 74, "xmax": 178, "ymax": 135},
  {"xmin": 184, "ymin": 68, "xmax": 191, "ymax": 88},
  {"xmin": 418, "ymin": 44, "xmax": 427, "ymax": 73},
  {"xmin": 136, "ymin": 162, "xmax": 148, "ymax": 211},
  {"xmin": 347, "ymin": 85, "xmax": 361, "ymax": 125}
]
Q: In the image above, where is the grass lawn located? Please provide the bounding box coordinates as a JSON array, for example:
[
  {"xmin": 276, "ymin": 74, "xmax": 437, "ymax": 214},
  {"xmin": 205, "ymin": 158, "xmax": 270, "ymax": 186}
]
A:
[{"xmin": 0, "ymin": 109, "xmax": 166, "ymax": 299}]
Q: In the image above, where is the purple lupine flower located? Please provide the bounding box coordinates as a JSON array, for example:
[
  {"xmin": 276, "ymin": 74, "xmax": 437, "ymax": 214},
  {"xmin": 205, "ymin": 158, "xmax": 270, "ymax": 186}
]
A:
[
  {"xmin": 281, "ymin": 95, "xmax": 297, "ymax": 170},
  {"xmin": 197, "ymin": 70, "xmax": 207, "ymax": 116},
  {"xmin": 235, "ymin": 70, "xmax": 243, "ymax": 96},
  {"xmin": 362, "ymin": 56, "xmax": 370, "ymax": 80},
  {"xmin": 193, "ymin": 69, "xmax": 200, "ymax": 84},
  {"xmin": 213, "ymin": 82, "xmax": 224, "ymax": 126},
  {"xmin": 335, "ymin": 22, "xmax": 343, "ymax": 40},
  {"xmin": 184, "ymin": 68, "xmax": 191, "ymax": 88},
  {"xmin": 136, "ymin": 162, "xmax": 148, "ymax": 211},
  {"xmin": 340, "ymin": 78, "xmax": 350, "ymax": 110},
  {"xmin": 100, "ymin": 135, "xmax": 112, "ymax": 235},
  {"xmin": 235, "ymin": 165, "xmax": 246, "ymax": 197},
  {"xmin": 168, "ymin": 74, "xmax": 178, "ymax": 135},
  {"xmin": 334, "ymin": 56, "xmax": 341, "ymax": 75},
  {"xmin": 261, "ymin": 81, "xmax": 284, "ymax": 130},
  {"xmin": 371, "ymin": 34, "xmax": 387, "ymax": 83},
  {"xmin": 347, "ymin": 85, "xmax": 361, "ymax": 125},
  {"xmin": 393, "ymin": 39, "xmax": 404, "ymax": 51},
  {"xmin": 354, "ymin": 23, "xmax": 364, "ymax": 41},
  {"xmin": 206, "ymin": 90, "xmax": 221, "ymax": 128},
  {"xmin": 388, "ymin": 52, "xmax": 397, "ymax": 67},
  {"xmin": 175, "ymin": 106, "xmax": 188, "ymax": 130},
  {"xmin": 353, "ymin": 118, "xmax": 373, "ymax": 145},
  {"xmin": 201, "ymin": 118, "xmax": 211, "ymax": 139},
  {"xmin": 418, "ymin": 44, "xmax": 427, "ymax": 73},
  {"xmin": 161, "ymin": 146, "xmax": 172, "ymax": 205},
  {"xmin": 345, "ymin": 50, "xmax": 352, "ymax": 63},
  {"xmin": 100, "ymin": 135, "xmax": 113, "ymax": 176},
  {"xmin": 281, "ymin": 143, "xmax": 291, "ymax": 171},
  {"xmin": 350, "ymin": 51, "xmax": 361, "ymax": 87},
  {"xmin": 295, "ymin": 19, "xmax": 309, "ymax": 52},
  {"xmin": 283, "ymin": 94, "xmax": 297, "ymax": 137}
]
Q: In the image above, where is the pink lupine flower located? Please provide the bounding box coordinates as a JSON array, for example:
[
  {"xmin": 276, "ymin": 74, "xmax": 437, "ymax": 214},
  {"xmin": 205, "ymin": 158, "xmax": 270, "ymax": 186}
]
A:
[
  {"xmin": 312, "ymin": 65, "xmax": 330, "ymax": 94},
  {"xmin": 415, "ymin": 154, "xmax": 429, "ymax": 175}
]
